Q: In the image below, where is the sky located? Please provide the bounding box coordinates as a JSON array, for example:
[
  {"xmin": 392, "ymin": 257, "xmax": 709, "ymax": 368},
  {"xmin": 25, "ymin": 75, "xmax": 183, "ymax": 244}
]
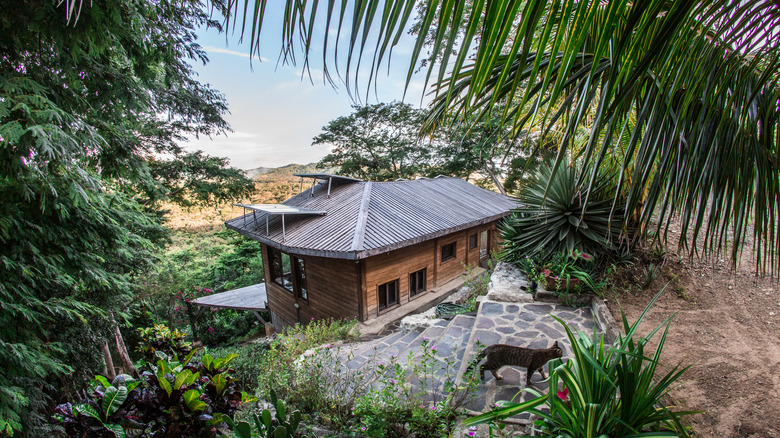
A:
[{"xmin": 185, "ymin": 7, "xmax": 428, "ymax": 170}]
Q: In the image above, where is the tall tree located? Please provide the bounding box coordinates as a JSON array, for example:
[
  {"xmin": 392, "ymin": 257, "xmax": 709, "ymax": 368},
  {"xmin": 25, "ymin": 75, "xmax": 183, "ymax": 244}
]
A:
[
  {"xmin": 314, "ymin": 102, "xmax": 432, "ymax": 181},
  {"xmin": 0, "ymin": 1, "xmax": 252, "ymax": 434},
  {"xmin": 224, "ymin": 0, "xmax": 780, "ymax": 273}
]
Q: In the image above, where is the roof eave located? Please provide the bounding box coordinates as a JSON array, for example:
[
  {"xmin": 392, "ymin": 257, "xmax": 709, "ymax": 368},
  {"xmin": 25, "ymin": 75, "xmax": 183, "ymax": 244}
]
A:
[{"xmin": 225, "ymin": 209, "xmax": 512, "ymax": 261}]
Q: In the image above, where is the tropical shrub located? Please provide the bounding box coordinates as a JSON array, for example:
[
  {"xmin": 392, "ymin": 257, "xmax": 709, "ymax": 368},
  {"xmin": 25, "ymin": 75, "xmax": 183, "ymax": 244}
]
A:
[
  {"xmin": 540, "ymin": 250, "xmax": 600, "ymax": 294},
  {"xmin": 222, "ymin": 389, "xmax": 313, "ymax": 438},
  {"xmin": 500, "ymin": 159, "xmax": 626, "ymax": 263},
  {"xmin": 136, "ymin": 324, "xmax": 193, "ymax": 364},
  {"xmin": 464, "ymin": 290, "xmax": 696, "ymax": 437},
  {"xmin": 52, "ymin": 351, "xmax": 257, "ymax": 437},
  {"xmin": 255, "ymin": 318, "xmax": 360, "ymax": 405}
]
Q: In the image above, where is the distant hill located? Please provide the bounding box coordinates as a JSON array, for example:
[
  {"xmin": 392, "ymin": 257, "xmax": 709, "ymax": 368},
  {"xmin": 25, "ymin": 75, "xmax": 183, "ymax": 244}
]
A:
[
  {"xmin": 244, "ymin": 163, "xmax": 339, "ymax": 180},
  {"xmin": 243, "ymin": 166, "xmax": 275, "ymax": 179}
]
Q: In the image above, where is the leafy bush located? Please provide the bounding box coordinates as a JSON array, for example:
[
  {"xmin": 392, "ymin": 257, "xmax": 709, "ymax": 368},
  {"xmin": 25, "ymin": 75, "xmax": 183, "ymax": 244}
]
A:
[
  {"xmin": 500, "ymin": 159, "xmax": 626, "ymax": 262},
  {"xmin": 464, "ymin": 290, "xmax": 696, "ymax": 437},
  {"xmin": 198, "ymin": 309, "xmax": 260, "ymax": 347},
  {"xmin": 222, "ymin": 390, "xmax": 312, "ymax": 438},
  {"xmin": 255, "ymin": 318, "xmax": 359, "ymax": 405},
  {"xmin": 205, "ymin": 343, "xmax": 269, "ymax": 391},
  {"xmin": 53, "ymin": 346, "xmax": 257, "ymax": 437},
  {"xmin": 136, "ymin": 324, "xmax": 193, "ymax": 364}
]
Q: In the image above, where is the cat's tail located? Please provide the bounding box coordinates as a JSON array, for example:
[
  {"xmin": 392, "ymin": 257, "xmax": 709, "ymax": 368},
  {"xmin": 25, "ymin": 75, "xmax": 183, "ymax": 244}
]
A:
[{"xmin": 464, "ymin": 349, "xmax": 487, "ymax": 375}]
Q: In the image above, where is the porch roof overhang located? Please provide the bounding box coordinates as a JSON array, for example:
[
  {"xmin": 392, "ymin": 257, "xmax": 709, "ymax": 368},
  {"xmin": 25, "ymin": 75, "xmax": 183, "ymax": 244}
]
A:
[{"xmin": 190, "ymin": 283, "xmax": 268, "ymax": 312}]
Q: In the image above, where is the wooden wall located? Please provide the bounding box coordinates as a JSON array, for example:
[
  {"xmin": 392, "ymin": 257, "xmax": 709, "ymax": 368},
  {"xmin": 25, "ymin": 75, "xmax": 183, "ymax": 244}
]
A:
[
  {"xmin": 262, "ymin": 244, "xmax": 360, "ymax": 328},
  {"xmin": 362, "ymin": 240, "xmax": 435, "ymax": 318},
  {"xmin": 361, "ymin": 221, "xmax": 501, "ymax": 320},
  {"xmin": 263, "ymin": 220, "xmax": 503, "ymax": 326}
]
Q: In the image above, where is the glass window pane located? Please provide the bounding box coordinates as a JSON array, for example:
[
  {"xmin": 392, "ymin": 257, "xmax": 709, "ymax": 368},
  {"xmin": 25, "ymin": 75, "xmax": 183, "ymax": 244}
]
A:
[{"xmin": 295, "ymin": 257, "xmax": 307, "ymax": 299}]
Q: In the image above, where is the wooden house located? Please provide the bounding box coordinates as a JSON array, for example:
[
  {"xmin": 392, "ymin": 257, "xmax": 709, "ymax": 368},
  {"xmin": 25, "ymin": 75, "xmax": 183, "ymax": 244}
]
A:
[{"xmin": 226, "ymin": 174, "xmax": 517, "ymax": 328}]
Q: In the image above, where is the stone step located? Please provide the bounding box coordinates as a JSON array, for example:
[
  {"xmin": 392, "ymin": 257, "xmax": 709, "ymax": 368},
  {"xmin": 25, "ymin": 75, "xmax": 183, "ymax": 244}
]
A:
[{"xmin": 341, "ymin": 332, "xmax": 406, "ymax": 361}]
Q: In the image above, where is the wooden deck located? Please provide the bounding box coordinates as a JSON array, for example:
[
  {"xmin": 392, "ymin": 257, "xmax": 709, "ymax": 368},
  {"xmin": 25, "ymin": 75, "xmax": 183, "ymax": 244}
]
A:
[{"xmin": 191, "ymin": 283, "xmax": 268, "ymax": 311}]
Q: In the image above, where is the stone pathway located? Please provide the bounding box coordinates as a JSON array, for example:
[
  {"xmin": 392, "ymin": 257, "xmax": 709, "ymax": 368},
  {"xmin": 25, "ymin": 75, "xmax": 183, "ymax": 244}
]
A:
[{"xmin": 310, "ymin": 262, "xmax": 611, "ymax": 426}]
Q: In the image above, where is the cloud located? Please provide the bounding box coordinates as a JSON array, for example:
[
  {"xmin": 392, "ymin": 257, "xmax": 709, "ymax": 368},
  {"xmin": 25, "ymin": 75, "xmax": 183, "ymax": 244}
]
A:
[{"xmin": 203, "ymin": 46, "xmax": 269, "ymax": 62}]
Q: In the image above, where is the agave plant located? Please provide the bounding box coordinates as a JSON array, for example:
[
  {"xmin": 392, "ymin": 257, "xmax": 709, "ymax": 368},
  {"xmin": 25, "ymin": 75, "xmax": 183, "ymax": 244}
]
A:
[
  {"xmin": 500, "ymin": 159, "xmax": 625, "ymax": 262},
  {"xmin": 463, "ymin": 289, "xmax": 698, "ymax": 437}
]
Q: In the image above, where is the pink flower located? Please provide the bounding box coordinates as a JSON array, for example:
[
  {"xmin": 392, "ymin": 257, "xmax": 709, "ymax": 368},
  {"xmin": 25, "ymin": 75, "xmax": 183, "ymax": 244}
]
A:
[
  {"xmin": 468, "ymin": 431, "xmax": 476, "ymax": 437},
  {"xmin": 208, "ymin": 327, "xmax": 215, "ymax": 332},
  {"xmin": 557, "ymin": 388, "xmax": 569, "ymax": 401},
  {"xmin": 542, "ymin": 269, "xmax": 551, "ymax": 276}
]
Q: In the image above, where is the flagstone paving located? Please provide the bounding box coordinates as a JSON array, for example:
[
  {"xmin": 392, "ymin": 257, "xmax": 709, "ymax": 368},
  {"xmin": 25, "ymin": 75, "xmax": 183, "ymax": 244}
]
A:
[{"xmin": 313, "ymin": 294, "xmax": 601, "ymax": 425}]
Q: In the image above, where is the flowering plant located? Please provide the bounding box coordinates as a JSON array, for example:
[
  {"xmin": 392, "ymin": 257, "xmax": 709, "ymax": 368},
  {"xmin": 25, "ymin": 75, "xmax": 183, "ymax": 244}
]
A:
[{"xmin": 541, "ymin": 250, "xmax": 597, "ymax": 292}]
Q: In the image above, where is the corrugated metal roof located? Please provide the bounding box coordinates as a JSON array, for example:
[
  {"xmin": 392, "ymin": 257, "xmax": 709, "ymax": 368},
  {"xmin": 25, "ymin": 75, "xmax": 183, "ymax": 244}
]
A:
[{"xmin": 226, "ymin": 177, "xmax": 518, "ymax": 260}]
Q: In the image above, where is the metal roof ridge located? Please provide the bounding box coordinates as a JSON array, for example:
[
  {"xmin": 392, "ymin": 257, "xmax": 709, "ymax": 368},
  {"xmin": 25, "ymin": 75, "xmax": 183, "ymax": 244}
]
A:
[{"xmin": 350, "ymin": 181, "xmax": 372, "ymax": 251}]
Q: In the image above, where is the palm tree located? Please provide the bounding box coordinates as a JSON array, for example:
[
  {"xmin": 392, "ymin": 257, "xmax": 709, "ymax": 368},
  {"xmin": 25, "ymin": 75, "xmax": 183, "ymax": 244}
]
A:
[{"xmin": 229, "ymin": 1, "xmax": 780, "ymax": 273}]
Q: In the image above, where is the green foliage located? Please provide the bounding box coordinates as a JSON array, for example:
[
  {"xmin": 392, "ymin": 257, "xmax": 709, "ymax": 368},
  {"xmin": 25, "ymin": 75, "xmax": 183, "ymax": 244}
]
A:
[
  {"xmin": 314, "ymin": 102, "xmax": 524, "ymax": 191},
  {"xmin": 500, "ymin": 159, "xmax": 626, "ymax": 262},
  {"xmin": 53, "ymin": 350, "xmax": 258, "ymax": 437},
  {"xmin": 135, "ymin": 324, "xmax": 193, "ymax": 364},
  {"xmin": 539, "ymin": 250, "xmax": 600, "ymax": 294},
  {"xmin": 255, "ymin": 318, "xmax": 359, "ymax": 403},
  {"xmin": 204, "ymin": 343, "xmax": 269, "ymax": 391},
  {"xmin": 314, "ymin": 102, "xmax": 432, "ymax": 181},
  {"xmin": 464, "ymin": 290, "xmax": 697, "ymax": 436},
  {"xmin": 199, "ymin": 310, "xmax": 261, "ymax": 347},
  {"xmin": 0, "ymin": 1, "xmax": 252, "ymax": 433},
  {"xmin": 225, "ymin": 390, "xmax": 312, "ymax": 438}
]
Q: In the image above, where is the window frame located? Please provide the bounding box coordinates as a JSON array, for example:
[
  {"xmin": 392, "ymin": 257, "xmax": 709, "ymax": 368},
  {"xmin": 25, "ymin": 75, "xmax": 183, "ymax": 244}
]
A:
[
  {"xmin": 469, "ymin": 233, "xmax": 478, "ymax": 251},
  {"xmin": 268, "ymin": 247, "xmax": 307, "ymax": 299},
  {"xmin": 441, "ymin": 242, "xmax": 456, "ymax": 262},
  {"xmin": 409, "ymin": 269, "xmax": 427, "ymax": 297},
  {"xmin": 268, "ymin": 246, "xmax": 294, "ymax": 293},
  {"xmin": 377, "ymin": 279, "xmax": 400, "ymax": 312},
  {"xmin": 293, "ymin": 256, "xmax": 307, "ymax": 300}
]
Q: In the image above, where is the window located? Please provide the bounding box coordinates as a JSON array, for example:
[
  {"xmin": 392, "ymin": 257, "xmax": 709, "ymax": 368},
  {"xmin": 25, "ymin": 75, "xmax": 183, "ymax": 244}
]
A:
[
  {"xmin": 269, "ymin": 247, "xmax": 307, "ymax": 299},
  {"xmin": 469, "ymin": 233, "xmax": 478, "ymax": 250},
  {"xmin": 268, "ymin": 247, "xmax": 293, "ymax": 292},
  {"xmin": 441, "ymin": 242, "xmax": 456, "ymax": 262},
  {"xmin": 378, "ymin": 279, "xmax": 399, "ymax": 311},
  {"xmin": 409, "ymin": 269, "xmax": 427, "ymax": 297},
  {"xmin": 294, "ymin": 257, "xmax": 307, "ymax": 300}
]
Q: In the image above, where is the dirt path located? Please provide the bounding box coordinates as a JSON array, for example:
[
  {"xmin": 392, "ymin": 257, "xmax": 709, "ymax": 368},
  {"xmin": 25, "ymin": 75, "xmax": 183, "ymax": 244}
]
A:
[{"xmin": 608, "ymin": 250, "xmax": 780, "ymax": 437}]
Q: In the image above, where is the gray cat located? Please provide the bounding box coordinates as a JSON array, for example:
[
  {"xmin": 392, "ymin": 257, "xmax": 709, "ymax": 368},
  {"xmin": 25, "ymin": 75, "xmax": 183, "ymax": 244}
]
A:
[{"xmin": 467, "ymin": 341, "xmax": 563, "ymax": 385}]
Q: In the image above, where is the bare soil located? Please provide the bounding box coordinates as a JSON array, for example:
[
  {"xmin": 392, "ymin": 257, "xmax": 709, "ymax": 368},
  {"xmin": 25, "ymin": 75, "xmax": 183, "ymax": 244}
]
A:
[{"xmin": 606, "ymin": 232, "xmax": 780, "ymax": 437}]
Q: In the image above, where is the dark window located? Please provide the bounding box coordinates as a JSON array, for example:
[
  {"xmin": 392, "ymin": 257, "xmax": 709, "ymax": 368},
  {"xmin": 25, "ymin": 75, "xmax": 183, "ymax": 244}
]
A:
[
  {"xmin": 469, "ymin": 233, "xmax": 478, "ymax": 250},
  {"xmin": 268, "ymin": 247, "xmax": 293, "ymax": 292},
  {"xmin": 441, "ymin": 242, "xmax": 456, "ymax": 262},
  {"xmin": 378, "ymin": 279, "xmax": 399, "ymax": 311},
  {"xmin": 409, "ymin": 269, "xmax": 427, "ymax": 297},
  {"xmin": 294, "ymin": 257, "xmax": 307, "ymax": 300}
]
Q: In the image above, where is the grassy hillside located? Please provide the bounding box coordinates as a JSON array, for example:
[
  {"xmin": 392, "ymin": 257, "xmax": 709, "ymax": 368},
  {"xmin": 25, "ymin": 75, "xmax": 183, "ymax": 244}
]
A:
[{"xmin": 164, "ymin": 163, "xmax": 336, "ymax": 232}]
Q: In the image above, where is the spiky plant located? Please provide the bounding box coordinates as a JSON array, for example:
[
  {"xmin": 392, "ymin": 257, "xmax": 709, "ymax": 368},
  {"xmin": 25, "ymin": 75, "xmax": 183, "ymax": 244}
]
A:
[{"xmin": 500, "ymin": 159, "xmax": 626, "ymax": 263}]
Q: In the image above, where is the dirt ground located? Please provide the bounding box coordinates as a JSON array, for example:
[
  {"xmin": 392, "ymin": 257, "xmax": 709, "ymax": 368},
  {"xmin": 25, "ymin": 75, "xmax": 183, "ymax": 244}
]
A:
[{"xmin": 606, "ymin": 231, "xmax": 780, "ymax": 437}]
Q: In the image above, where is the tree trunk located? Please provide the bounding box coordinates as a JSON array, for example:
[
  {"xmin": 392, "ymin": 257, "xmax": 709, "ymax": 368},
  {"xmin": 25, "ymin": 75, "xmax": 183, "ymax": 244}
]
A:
[
  {"xmin": 484, "ymin": 164, "xmax": 507, "ymax": 195},
  {"xmin": 114, "ymin": 326, "xmax": 137, "ymax": 377},
  {"xmin": 102, "ymin": 339, "xmax": 116, "ymax": 380}
]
